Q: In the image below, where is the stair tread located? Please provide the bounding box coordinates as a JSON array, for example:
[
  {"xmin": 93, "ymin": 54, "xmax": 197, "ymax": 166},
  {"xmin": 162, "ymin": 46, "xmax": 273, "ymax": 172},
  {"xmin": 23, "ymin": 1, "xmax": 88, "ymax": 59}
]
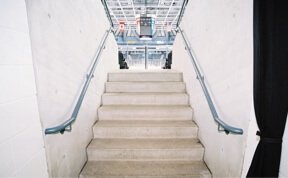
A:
[
  {"xmin": 93, "ymin": 120, "xmax": 198, "ymax": 139},
  {"xmin": 99, "ymin": 105, "xmax": 192, "ymax": 109},
  {"xmin": 105, "ymin": 81, "xmax": 186, "ymax": 93},
  {"xmin": 98, "ymin": 105, "xmax": 193, "ymax": 120},
  {"xmin": 88, "ymin": 138, "xmax": 202, "ymax": 149},
  {"xmin": 98, "ymin": 105, "xmax": 192, "ymax": 114},
  {"xmin": 108, "ymin": 70, "xmax": 183, "ymax": 82},
  {"xmin": 102, "ymin": 93, "xmax": 189, "ymax": 105},
  {"xmin": 107, "ymin": 81, "xmax": 185, "ymax": 83},
  {"xmin": 109, "ymin": 70, "xmax": 182, "ymax": 73},
  {"xmin": 80, "ymin": 160, "xmax": 211, "ymax": 177},
  {"xmin": 102, "ymin": 92, "xmax": 188, "ymax": 96},
  {"xmin": 98, "ymin": 105, "xmax": 193, "ymax": 114},
  {"xmin": 94, "ymin": 120, "xmax": 196, "ymax": 127}
]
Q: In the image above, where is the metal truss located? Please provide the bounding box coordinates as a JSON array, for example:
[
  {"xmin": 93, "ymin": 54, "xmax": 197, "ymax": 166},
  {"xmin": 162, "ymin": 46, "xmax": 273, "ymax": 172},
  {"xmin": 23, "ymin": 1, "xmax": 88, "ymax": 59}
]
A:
[
  {"xmin": 105, "ymin": 0, "xmax": 185, "ymax": 30},
  {"xmin": 103, "ymin": 0, "xmax": 187, "ymax": 53}
]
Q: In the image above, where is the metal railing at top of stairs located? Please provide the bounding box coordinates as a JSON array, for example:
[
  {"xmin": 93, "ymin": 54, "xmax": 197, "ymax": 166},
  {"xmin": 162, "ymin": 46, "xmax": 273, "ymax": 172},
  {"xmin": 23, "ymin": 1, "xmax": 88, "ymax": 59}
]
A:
[
  {"xmin": 176, "ymin": 0, "xmax": 188, "ymax": 28},
  {"xmin": 178, "ymin": 26, "xmax": 243, "ymax": 135},
  {"xmin": 45, "ymin": 27, "xmax": 112, "ymax": 135},
  {"xmin": 101, "ymin": 0, "xmax": 114, "ymax": 28}
]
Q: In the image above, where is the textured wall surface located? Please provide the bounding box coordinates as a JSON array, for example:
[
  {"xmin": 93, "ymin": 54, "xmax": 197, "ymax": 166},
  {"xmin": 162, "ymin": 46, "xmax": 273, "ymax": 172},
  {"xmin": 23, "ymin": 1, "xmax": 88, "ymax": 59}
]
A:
[
  {"xmin": 0, "ymin": 0, "xmax": 48, "ymax": 177},
  {"xmin": 173, "ymin": 0, "xmax": 253, "ymax": 177},
  {"xmin": 279, "ymin": 115, "xmax": 288, "ymax": 177},
  {"xmin": 26, "ymin": 0, "xmax": 118, "ymax": 177}
]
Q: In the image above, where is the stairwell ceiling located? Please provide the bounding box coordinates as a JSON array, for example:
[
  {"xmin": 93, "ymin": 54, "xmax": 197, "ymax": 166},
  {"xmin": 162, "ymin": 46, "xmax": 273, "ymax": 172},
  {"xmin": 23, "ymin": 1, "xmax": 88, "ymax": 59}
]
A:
[
  {"xmin": 104, "ymin": 0, "xmax": 186, "ymax": 56},
  {"xmin": 105, "ymin": 0, "xmax": 185, "ymax": 30}
]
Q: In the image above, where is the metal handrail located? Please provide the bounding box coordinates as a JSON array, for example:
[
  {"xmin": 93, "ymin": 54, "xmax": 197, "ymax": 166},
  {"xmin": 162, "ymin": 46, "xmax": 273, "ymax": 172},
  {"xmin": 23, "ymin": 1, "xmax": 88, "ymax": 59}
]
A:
[
  {"xmin": 176, "ymin": 0, "xmax": 188, "ymax": 28},
  {"xmin": 178, "ymin": 26, "xmax": 243, "ymax": 135},
  {"xmin": 101, "ymin": 0, "xmax": 114, "ymax": 28},
  {"xmin": 45, "ymin": 27, "xmax": 112, "ymax": 134}
]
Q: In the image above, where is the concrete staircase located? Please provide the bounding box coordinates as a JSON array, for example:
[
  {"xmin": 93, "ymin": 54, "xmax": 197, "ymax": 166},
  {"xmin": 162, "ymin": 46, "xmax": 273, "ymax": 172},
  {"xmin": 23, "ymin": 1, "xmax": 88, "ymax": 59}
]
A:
[{"xmin": 80, "ymin": 70, "xmax": 211, "ymax": 178}]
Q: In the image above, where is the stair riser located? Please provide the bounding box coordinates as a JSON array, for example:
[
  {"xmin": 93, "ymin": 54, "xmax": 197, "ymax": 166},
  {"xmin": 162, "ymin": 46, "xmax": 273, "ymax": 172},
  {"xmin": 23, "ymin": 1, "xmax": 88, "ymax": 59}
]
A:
[
  {"xmin": 98, "ymin": 108, "xmax": 193, "ymax": 120},
  {"xmin": 87, "ymin": 149, "xmax": 204, "ymax": 161},
  {"xmin": 93, "ymin": 127, "xmax": 198, "ymax": 138},
  {"xmin": 102, "ymin": 94, "xmax": 189, "ymax": 105},
  {"xmin": 108, "ymin": 73, "xmax": 183, "ymax": 82},
  {"xmin": 105, "ymin": 82, "xmax": 186, "ymax": 93}
]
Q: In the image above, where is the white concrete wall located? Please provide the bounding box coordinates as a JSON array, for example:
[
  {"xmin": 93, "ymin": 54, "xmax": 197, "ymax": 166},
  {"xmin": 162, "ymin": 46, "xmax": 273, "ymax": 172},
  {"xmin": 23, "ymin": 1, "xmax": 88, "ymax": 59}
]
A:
[
  {"xmin": 241, "ymin": 109, "xmax": 258, "ymax": 177},
  {"xmin": 280, "ymin": 115, "xmax": 288, "ymax": 177},
  {"xmin": 173, "ymin": 0, "xmax": 253, "ymax": 177},
  {"xmin": 0, "ymin": 0, "xmax": 49, "ymax": 177},
  {"xmin": 26, "ymin": 0, "xmax": 118, "ymax": 177}
]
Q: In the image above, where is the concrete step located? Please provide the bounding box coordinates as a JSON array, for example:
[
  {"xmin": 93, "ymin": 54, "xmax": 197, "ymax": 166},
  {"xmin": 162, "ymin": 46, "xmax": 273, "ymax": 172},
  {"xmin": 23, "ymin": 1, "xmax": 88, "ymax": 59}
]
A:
[
  {"xmin": 102, "ymin": 93, "xmax": 189, "ymax": 105},
  {"xmin": 105, "ymin": 82, "xmax": 186, "ymax": 93},
  {"xmin": 93, "ymin": 120, "xmax": 198, "ymax": 138},
  {"xmin": 80, "ymin": 160, "xmax": 211, "ymax": 178},
  {"xmin": 98, "ymin": 105, "xmax": 193, "ymax": 120},
  {"xmin": 81, "ymin": 70, "xmax": 210, "ymax": 178},
  {"xmin": 108, "ymin": 71, "xmax": 183, "ymax": 82},
  {"xmin": 87, "ymin": 138, "xmax": 204, "ymax": 161}
]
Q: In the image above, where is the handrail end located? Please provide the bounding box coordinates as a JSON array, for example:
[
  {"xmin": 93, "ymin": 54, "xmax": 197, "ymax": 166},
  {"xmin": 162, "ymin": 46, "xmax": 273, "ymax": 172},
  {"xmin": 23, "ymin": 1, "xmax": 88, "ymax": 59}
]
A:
[
  {"xmin": 233, "ymin": 128, "xmax": 244, "ymax": 135},
  {"xmin": 224, "ymin": 128, "xmax": 244, "ymax": 135},
  {"xmin": 219, "ymin": 124, "xmax": 243, "ymax": 135},
  {"xmin": 45, "ymin": 123, "xmax": 72, "ymax": 135},
  {"xmin": 45, "ymin": 128, "xmax": 58, "ymax": 135},
  {"xmin": 216, "ymin": 119, "xmax": 243, "ymax": 135}
]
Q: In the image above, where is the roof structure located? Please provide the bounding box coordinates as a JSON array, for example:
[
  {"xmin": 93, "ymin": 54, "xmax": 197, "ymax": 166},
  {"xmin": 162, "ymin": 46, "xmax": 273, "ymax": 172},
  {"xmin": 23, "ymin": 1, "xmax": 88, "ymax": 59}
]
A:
[
  {"xmin": 104, "ymin": 0, "xmax": 186, "ymax": 30},
  {"xmin": 101, "ymin": 0, "xmax": 188, "ymax": 68}
]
